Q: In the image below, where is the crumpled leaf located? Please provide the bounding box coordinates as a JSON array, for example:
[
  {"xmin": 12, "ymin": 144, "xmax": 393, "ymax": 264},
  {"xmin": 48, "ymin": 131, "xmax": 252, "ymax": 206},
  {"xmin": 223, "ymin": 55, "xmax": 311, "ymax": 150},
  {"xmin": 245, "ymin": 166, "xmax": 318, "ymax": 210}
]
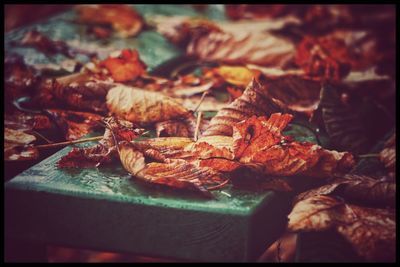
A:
[
  {"xmin": 106, "ymin": 85, "xmax": 191, "ymax": 124},
  {"xmin": 232, "ymin": 114, "xmax": 355, "ymax": 177},
  {"xmin": 119, "ymin": 142, "xmax": 226, "ymax": 198},
  {"xmin": 100, "ymin": 49, "xmax": 147, "ymax": 82},
  {"xmin": 294, "ymin": 174, "xmax": 395, "ymax": 208},
  {"xmin": 76, "ymin": 5, "xmax": 143, "ymax": 38},
  {"xmin": 288, "ymin": 195, "xmax": 395, "ymax": 262},
  {"xmin": 57, "ymin": 117, "xmax": 143, "ymax": 168},
  {"xmin": 4, "ymin": 128, "xmax": 39, "ymax": 161}
]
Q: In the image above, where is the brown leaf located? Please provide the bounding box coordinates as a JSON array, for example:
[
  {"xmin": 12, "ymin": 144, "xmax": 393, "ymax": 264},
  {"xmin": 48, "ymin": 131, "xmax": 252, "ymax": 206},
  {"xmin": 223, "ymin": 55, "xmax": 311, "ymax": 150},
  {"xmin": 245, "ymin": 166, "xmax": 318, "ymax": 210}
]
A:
[
  {"xmin": 106, "ymin": 85, "xmax": 191, "ymax": 124},
  {"xmin": 288, "ymin": 195, "xmax": 395, "ymax": 262}
]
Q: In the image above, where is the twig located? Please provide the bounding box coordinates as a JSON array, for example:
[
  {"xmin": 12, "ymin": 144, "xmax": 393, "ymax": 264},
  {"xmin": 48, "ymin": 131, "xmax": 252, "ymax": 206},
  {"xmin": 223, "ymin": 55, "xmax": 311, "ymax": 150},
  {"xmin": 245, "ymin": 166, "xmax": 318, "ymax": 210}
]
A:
[
  {"xmin": 32, "ymin": 130, "xmax": 53, "ymax": 144},
  {"xmin": 35, "ymin": 136, "xmax": 103, "ymax": 149},
  {"xmin": 276, "ymin": 239, "xmax": 282, "ymax": 263},
  {"xmin": 207, "ymin": 179, "xmax": 230, "ymax": 191},
  {"xmin": 193, "ymin": 91, "xmax": 209, "ymax": 113},
  {"xmin": 194, "ymin": 111, "xmax": 202, "ymax": 142},
  {"xmin": 358, "ymin": 153, "xmax": 380, "ymax": 158}
]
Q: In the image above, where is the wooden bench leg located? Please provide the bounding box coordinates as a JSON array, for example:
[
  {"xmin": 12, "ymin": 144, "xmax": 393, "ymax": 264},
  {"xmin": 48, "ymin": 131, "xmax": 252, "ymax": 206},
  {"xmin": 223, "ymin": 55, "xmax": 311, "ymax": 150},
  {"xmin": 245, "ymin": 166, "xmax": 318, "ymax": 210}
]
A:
[{"xmin": 5, "ymin": 238, "xmax": 47, "ymax": 262}]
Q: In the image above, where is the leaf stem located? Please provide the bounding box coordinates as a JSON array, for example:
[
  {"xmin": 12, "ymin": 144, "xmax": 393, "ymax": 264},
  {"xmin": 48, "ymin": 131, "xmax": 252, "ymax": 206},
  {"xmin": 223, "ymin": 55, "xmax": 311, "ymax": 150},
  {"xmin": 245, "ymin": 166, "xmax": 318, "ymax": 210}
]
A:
[{"xmin": 35, "ymin": 136, "xmax": 103, "ymax": 149}]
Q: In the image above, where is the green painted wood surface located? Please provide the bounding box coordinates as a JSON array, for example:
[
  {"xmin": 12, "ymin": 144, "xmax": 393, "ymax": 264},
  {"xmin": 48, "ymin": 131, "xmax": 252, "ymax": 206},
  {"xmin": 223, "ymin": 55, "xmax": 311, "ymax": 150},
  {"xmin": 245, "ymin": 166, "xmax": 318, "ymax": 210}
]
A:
[{"xmin": 5, "ymin": 140, "xmax": 293, "ymax": 261}]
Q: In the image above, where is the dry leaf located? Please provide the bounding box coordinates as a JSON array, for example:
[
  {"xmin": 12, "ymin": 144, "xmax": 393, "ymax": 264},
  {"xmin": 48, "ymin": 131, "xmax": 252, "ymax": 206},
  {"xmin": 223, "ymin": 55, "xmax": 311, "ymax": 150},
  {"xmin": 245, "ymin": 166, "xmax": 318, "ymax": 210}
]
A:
[
  {"xmin": 288, "ymin": 195, "xmax": 395, "ymax": 262},
  {"xmin": 106, "ymin": 85, "xmax": 191, "ymax": 124},
  {"xmin": 76, "ymin": 5, "xmax": 143, "ymax": 38}
]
